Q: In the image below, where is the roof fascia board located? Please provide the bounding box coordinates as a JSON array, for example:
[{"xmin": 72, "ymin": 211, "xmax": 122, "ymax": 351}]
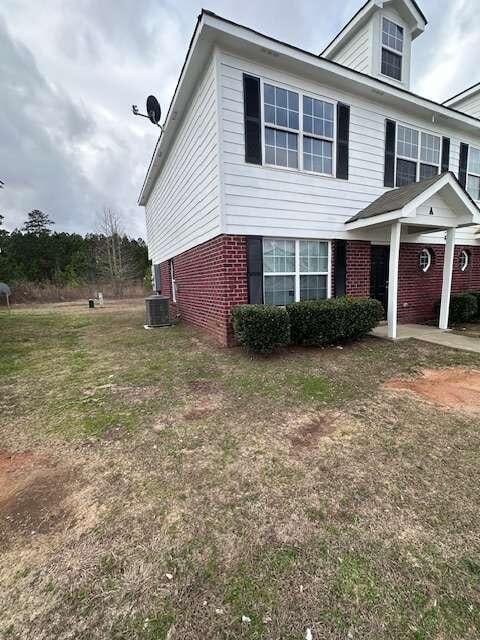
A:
[
  {"xmin": 322, "ymin": 0, "xmax": 379, "ymax": 58},
  {"xmin": 138, "ymin": 12, "xmax": 206, "ymax": 205},
  {"xmin": 345, "ymin": 209, "xmax": 403, "ymax": 229},
  {"xmin": 443, "ymin": 82, "xmax": 480, "ymax": 107}
]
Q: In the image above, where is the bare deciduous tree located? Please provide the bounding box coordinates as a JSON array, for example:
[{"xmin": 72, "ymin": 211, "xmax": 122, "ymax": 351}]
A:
[{"xmin": 96, "ymin": 207, "xmax": 139, "ymax": 295}]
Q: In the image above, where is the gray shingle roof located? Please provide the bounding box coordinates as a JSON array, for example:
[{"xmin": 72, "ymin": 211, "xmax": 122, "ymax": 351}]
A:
[{"xmin": 346, "ymin": 172, "xmax": 455, "ymax": 224}]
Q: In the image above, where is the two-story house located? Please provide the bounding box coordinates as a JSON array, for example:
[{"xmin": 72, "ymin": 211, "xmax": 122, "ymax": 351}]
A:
[{"xmin": 139, "ymin": 0, "xmax": 480, "ymax": 345}]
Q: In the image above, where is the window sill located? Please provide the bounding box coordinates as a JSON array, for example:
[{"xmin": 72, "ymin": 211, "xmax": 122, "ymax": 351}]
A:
[{"xmin": 262, "ymin": 162, "xmax": 337, "ymax": 180}]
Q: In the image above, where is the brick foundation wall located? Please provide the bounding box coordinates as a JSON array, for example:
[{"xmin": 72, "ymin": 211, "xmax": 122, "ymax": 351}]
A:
[
  {"xmin": 398, "ymin": 243, "xmax": 480, "ymax": 323},
  {"xmin": 159, "ymin": 235, "xmax": 248, "ymax": 346},
  {"xmin": 346, "ymin": 241, "xmax": 371, "ymax": 297}
]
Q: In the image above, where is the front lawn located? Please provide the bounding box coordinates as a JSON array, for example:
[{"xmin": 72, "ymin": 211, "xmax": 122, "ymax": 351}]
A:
[{"xmin": 1, "ymin": 300, "xmax": 480, "ymax": 639}]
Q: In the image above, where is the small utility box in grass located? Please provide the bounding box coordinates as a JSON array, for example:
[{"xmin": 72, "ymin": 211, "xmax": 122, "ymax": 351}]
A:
[{"xmin": 144, "ymin": 295, "xmax": 171, "ymax": 328}]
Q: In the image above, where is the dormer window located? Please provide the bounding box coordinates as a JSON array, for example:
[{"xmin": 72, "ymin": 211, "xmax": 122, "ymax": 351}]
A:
[{"xmin": 381, "ymin": 18, "xmax": 404, "ymax": 81}]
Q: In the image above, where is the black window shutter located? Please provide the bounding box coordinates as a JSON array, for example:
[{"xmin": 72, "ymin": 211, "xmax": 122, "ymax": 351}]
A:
[
  {"xmin": 336, "ymin": 103, "xmax": 350, "ymax": 180},
  {"xmin": 334, "ymin": 240, "xmax": 347, "ymax": 297},
  {"xmin": 243, "ymin": 75, "xmax": 262, "ymax": 165},
  {"xmin": 153, "ymin": 264, "xmax": 161, "ymax": 293},
  {"xmin": 459, "ymin": 143, "xmax": 469, "ymax": 188},
  {"xmin": 441, "ymin": 137, "xmax": 450, "ymax": 173},
  {"xmin": 384, "ymin": 119, "xmax": 396, "ymax": 187},
  {"xmin": 247, "ymin": 236, "xmax": 263, "ymax": 304}
]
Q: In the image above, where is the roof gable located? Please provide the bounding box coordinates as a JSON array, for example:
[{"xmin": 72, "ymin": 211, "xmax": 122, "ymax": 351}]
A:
[
  {"xmin": 346, "ymin": 172, "xmax": 480, "ymax": 228},
  {"xmin": 321, "ymin": 0, "xmax": 427, "ymax": 59}
]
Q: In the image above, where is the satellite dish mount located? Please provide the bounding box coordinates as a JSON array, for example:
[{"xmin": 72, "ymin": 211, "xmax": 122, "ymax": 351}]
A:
[{"xmin": 132, "ymin": 95, "xmax": 163, "ymax": 130}]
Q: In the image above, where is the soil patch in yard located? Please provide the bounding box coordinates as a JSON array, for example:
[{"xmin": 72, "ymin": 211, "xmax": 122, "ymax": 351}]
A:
[
  {"xmin": 0, "ymin": 450, "xmax": 71, "ymax": 541},
  {"xmin": 385, "ymin": 368, "xmax": 480, "ymax": 414},
  {"xmin": 289, "ymin": 414, "xmax": 337, "ymax": 448}
]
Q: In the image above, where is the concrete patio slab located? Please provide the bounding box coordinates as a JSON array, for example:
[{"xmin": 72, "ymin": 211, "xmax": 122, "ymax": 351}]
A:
[{"xmin": 371, "ymin": 323, "xmax": 480, "ymax": 354}]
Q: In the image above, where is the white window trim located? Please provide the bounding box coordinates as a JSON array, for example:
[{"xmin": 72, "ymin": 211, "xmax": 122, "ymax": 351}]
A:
[
  {"xmin": 380, "ymin": 16, "xmax": 404, "ymax": 83},
  {"xmin": 460, "ymin": 249, "xmax": 469, "ymax": 272},
  {"xmin": 169, "ymin": 259, "xmax": 176, "ymax": 303},
  {"xmin": 467, "ymin": 146, "xmax": 480, "ymax": 202},
  {"xmin": 262, "ymin": 238, "xmax": 332, "ymax": 304},
  {"xmin": 260, "ymin": 80, "xmax": 337, "ymax": 178},
  {"xmin": 419, "ymin": 248, "xmax": 432, "ymax": 273},
  {"xmin": 395, "ymin": 122, "xmax": 441, "ymax": 186}
]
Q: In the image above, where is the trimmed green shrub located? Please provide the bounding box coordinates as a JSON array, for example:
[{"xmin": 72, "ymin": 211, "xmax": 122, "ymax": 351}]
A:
[
  {"xmin": 435, "ymin": 292, "xmax": 478, "ymax": 325},
  {"xmin": 232, "ymin": 304, "xmax": 290, "ymax": 353},
  {"xmin": 467, "ymin": 291, "xmax": 480, "ymax": 320},
  {"xmin": 287, "ymin": 296, "xmax": 384, "ymax": 346}
]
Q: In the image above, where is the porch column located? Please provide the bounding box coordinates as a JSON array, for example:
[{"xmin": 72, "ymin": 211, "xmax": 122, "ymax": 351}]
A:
[
  {"xmin": 387, "ymin": 221, "xmax": 402, "ymax": 339},
  {"xmin": 439, "ymin": 227, "xmax": 456, "ymax": 330}
]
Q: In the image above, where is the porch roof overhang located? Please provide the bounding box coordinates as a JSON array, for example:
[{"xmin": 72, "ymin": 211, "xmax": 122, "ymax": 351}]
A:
[{"xmin": 345, "ymin": 172, "xmax": 480, "ymax": 231}]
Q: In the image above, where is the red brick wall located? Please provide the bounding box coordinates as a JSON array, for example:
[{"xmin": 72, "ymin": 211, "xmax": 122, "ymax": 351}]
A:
[
  {"xmin": 398, "ymin": 243, "xmax": 480, "ymax": 323},
  {"xmin": 159, "ymin": 235, "xmax": 248, "ymax": 345},
  {"xmin": 346, "ymin": 240, "xmax": 371, "ymax": 297}
]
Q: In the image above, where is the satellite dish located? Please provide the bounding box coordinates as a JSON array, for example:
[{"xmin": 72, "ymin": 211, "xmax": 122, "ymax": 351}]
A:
[
  {"xmin": 146, "ymin": 95, "xmax": 161, "ymax": 125},
  {"xmin": 131, "ymin": 95, "xmax": 163, "ymax": 129}
]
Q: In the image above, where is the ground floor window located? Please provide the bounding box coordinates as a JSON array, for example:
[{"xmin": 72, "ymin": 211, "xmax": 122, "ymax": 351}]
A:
[{"xmin": 263, "ymin": 238, "xmax": 330, "ymax": 305}]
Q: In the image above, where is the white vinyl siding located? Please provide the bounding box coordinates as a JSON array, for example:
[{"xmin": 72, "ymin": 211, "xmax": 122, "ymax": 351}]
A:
[
  {"xmin": 145, "ymin": 57, "xmax": 221, "ymax": 264},
  {"xmin": 331, "ymin": 22, "xmax": 371, "ymax": 74},
  {"xmin": 218, "ymin": 50, "xmax": 480, "ymax": 246},
  {"xmin": 451, "ymin": 93, "xmax": 480, "ymax": 119}
]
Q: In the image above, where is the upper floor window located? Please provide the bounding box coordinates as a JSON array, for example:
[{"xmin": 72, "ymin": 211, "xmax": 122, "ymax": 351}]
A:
[
  {"xmin": 467, "ymin": 146, "xmax": 480, "ymax": 201},
  {"xmin": 381, "ymin": 18, "xmax": 403, "ymax": 81},
  {"xmin": 396, "ymin": 124, "xmax": 440, "ymax": 187},
  {"xmin": 263, "ymin": 83, "xmax": 335, "ymax": 176}
]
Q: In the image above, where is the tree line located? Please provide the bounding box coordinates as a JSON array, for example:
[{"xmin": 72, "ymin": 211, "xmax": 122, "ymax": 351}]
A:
[{"xmin": 0, "ymin": 209, "xmax": 150, "ymax": 296}]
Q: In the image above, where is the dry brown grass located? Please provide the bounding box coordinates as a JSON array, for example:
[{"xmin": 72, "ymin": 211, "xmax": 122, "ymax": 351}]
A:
[{"xmin": 1, "ymin": 302, "xmax": 480, "ymax": 639}]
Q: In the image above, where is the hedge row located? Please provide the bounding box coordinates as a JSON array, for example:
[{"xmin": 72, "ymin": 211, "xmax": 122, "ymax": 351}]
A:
[
  {"xmin": 233, "ymin": 296, "xmax": 384, "ymax": 353},
  {"xmin": 436, "ymin": 291, "xmax": 480, "ymax": 324}
]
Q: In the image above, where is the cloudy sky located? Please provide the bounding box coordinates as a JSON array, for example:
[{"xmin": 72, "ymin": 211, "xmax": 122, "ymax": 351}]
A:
[{"xmin": 1, "ymin": 0, "xmax": 479, "ymax": 237}]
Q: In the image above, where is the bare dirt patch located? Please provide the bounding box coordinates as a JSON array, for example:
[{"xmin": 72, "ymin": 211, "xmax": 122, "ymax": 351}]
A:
[
  {"xmin": 0, "ymin": 450, "xmax": 71, "ymax": 540},
  {"xmin": 385, "ymin": 367, "xmax": 480, "ymax": 414},
  {"xmin": 289, "ymin": 414, "xmax": 337, "ymax": 448},
  {"xmin": 182, "ymin": 392, "xmax": 224, "ymax": 421}
]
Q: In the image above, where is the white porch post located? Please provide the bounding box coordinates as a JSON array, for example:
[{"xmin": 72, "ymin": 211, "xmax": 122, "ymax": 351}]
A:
[
  {"xmin": 387, "ymin": 221, "xmax": 402, "ymax": 339},
  {"xmin": 439, "ymin": 227, "xmax": 456, "ymax": 330}
]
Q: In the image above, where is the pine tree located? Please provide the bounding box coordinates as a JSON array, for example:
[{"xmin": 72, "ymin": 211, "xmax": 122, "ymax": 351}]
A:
[{"xmin": 23, "ymin": 209, "xmax": 54, "ymax": 235}]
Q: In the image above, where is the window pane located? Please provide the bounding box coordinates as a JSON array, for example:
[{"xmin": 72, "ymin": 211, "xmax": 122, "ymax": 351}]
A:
[
  {"xmin": 264, "ymin": 83, "xmax": 299, "ymax": 131},
  {"xmin": 303, "ymin": 96, "xmax": 334, "ymax": 140},
  {"xmin": 264, "ymin": 104, "xmax": 275, "ymax": 125},
  {"xmin": 469, "ymin": 147, "xmax": 480, "ymax": 175},
  {"xmin": 264, "ymin": 276, "xmax": 295, "ymax": 306},
  {"xmin": 300, "ymin": 275, "xmax": 327, "ymax": 301},
  {"xmin": 276, "ymin": 87, "xmax": 287, "ymax": 108},
  {"xmin": 303, "ymin": 137, "xmax": 333, "ymax": 174},
  {"xmin": 467, "ymin": 174, "xmax": 480, "ymax": 200},
  {"xmin": 264, "ymin": 84, "xmax": 275, "ymax": 106},
  {"xmin": 420, "ymin": 133, "xmax": 440, "ymax": 165},
  {"xmin": 419, "ymin": 163, "xmax": 438, "ymax": 180},
  {"xmin": 382, "ymin": 18, "xmax": 404, "ymax": 53},
  {"xmin": 299, "ymin": 240, "xmax": 328, "ymax": 273},
  {"xmin": 263, "ymin": 239, "xmax": 295, "ymax": 273},
  {"xmin": 396, "ymin": 158, "xmax": 417, "ymax": 186},
  {"xmin": 265, "ymin": 128, "xmax": 298, "ymax": 168},
  {"xmin": 397, "ymin": 125, "xmax": 419, "ymax": 159},
  {"xmin": 381, "ymin": 48, "xmax": 402, "ymax": 81}
]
